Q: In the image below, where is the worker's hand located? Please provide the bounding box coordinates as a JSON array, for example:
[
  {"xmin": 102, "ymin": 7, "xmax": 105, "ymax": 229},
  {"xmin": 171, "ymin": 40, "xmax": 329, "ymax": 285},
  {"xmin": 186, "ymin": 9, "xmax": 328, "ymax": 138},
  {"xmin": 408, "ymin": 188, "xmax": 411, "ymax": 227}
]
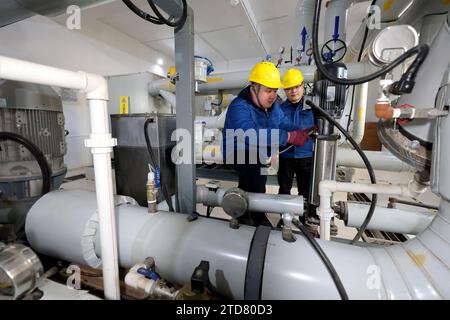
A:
[{"xmin": 287, "ymin": 127, "xmax": 314, "ymax": 146}]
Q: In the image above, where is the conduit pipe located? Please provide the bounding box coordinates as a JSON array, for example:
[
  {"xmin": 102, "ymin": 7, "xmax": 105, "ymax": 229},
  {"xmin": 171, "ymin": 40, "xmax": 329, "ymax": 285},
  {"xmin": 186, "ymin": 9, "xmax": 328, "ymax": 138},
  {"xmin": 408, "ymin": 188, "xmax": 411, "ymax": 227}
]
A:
[
  {"xmin": 26, "ymin": 188, "xmax": 450, "ymax": 299},
  {"xmin": 196, "ymin": 185, "xmax": 304, "ymax": 216},
  {"xmin": 318, "ymin": 180, "xmax": 426, "ymax": 240},
  {"xmin": 345, "ymin": 202, "xmax": 435, "ymax": 235},
  {"xmin": 0, "ymin": 55, "xmax": 120, "ymax": 300}
]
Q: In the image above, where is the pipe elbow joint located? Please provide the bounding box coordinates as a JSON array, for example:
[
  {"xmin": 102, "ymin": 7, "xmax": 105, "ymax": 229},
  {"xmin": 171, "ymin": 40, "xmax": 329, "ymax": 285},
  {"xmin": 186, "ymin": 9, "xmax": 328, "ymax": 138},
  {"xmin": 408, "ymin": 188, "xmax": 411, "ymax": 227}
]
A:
[
  {"xmin": 318, "ymin": 180, "xmax": 336, "ymax": 197},
  {"xmin": 79, "ymin": 71, "xmax": 109, "ymax": 100}
]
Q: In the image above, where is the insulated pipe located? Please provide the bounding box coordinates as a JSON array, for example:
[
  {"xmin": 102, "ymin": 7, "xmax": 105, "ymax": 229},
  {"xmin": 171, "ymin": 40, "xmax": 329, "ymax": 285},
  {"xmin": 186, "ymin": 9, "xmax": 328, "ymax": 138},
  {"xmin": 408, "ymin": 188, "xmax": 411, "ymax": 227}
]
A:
[
  {"xmin": 195, "ymin": 108, "xmax": 228, "ymax": 129},
  {"xmin": 293, "ymin": 0, "xmax": 315, "ymax": 64},
  {"xmin": 26, "ymin": 188, "xmax": 450, "ymax": 299},
  {"xmin": 323, "ymin": 0, "xmax": 349, "ymax": 44},
  {"xmin": 148, "ymin": 63, "xmax": 372, "ymax": 96},
  {"xmin": 351, "ymin": 82, "xmax": 368, "ymax": 144},
  {"xmin": 263, "ymin": 199, "xmax": 450, "ymax": 299},
  {"xmin": 336, "ymin": 149, "xmax": 414, "ymax": 172},
  {"xmin": 159, "ymin": 89, "xmax": 176, "ymax": 107},
  {"xmin": 345, "ymin": 202, "xmax": 435, "ymax": 235},
  {"xmin": 195, "ymin": 144, "xmax": 415, "ymax": 172},
  {"xmin": 26, "ymin": 189, "xmax": 254, "ymax": 300},
  {"xmin": 158, "ymin": 89, "xmax": 228, "ymax": 129},
  {"xmin": 196, "ymin": 185, "xmax": 304, "ymax": 216},
  {"xmin": 397, "ymin": 11, "xmax": 450, "ymax": 143},
  {"xmin": 0, "ymin": 54, "xmax": 120, "ymax": 300}
]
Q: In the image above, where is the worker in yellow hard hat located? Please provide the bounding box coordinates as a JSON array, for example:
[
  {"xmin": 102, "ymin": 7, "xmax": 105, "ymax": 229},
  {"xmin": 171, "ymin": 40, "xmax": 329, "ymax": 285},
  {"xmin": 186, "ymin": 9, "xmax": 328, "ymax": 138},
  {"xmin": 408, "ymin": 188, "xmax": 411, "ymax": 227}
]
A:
[
  {"xmin": 222, "ymin": 62, "xmax": 312, "ymax": 227},
  {"xmin": 278, "ymin": 68, "xmax": 315, "ymax": 201}
]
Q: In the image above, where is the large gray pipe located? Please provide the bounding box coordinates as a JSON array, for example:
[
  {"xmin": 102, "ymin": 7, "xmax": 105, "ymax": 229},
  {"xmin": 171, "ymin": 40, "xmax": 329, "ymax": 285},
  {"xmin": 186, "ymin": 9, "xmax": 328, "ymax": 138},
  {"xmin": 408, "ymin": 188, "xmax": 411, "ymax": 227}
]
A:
[{"xmin": 26, "ymin": 188, "xmax": 450, "ymax": 299}]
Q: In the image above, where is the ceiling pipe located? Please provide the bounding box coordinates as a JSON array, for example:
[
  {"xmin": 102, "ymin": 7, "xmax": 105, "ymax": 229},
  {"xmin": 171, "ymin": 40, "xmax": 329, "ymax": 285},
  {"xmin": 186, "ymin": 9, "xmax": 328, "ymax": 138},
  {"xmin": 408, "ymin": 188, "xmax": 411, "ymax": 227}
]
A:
[{"xmin": 149, "ymin": 62, "xmax": 376, "ymax": 96}]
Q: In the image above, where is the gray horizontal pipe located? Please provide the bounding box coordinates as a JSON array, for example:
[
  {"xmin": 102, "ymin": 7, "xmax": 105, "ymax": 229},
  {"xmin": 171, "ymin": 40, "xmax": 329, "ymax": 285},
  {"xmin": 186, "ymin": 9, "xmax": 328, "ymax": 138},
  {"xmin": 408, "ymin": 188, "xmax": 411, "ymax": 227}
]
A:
[
  {"xmin": 345, "ymin": 202, "xmax": 435, "ymax": 235},
  {"xmin": 26, "ymin": 190, "xmax": 450, "ymax": 299},
  {"xmin": 196, "ymin": 185, "xmax": 304, "ymax": 216},
  {"xmin": 197, "ymin": 146, "xmax": 414, "ymax": 173},
  {"xmin": 337, "ymin": 149, "xmax": 414, "ymax": 172},
  {"xmin": 149, "ymin": 62, "xmax": 372, "ymax": 96}
]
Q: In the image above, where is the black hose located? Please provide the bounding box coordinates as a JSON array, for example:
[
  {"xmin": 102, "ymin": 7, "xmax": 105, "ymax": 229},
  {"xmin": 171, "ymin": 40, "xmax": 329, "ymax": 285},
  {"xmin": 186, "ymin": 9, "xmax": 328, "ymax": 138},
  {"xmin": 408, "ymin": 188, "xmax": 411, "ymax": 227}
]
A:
[
  {"xmin": 147, "ymin": 0, "xmax": 187, "ymax": 31},
  {"xmin": 292, "ymin": 218, "xmax": 349, "ymax": 300},
  {"xmin": 144, "ymin": 119, "xmax": 174, "ymax": 212},
  {"xmin": 305, "ymin": 100, "xmax": 377, "ymax": 244},
  {"xmin": 122, "ymin": 0, "xmax": 163, "ymax": 24},
  {"xmin": 0, "ymin": 132, "xmax": 52, "ymax": 196},
  {"xmin": 122, "ymin": 0, "xmax": 188, "ymax": 32},
  {"xmin": 312, "ymin": 0, "xmax": 429, "ymax": 86}
]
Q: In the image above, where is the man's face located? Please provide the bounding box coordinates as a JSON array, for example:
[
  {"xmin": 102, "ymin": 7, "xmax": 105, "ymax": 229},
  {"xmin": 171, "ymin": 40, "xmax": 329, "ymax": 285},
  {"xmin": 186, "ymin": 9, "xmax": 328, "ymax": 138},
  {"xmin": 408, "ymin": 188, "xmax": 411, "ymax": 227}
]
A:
[
  {"xmin": 284, "ymin": 83, "xmax": 304, "ymax": 104},
  {"xmin": 251, "ymin": 84, "xmax": 278, "ymax": 109}
]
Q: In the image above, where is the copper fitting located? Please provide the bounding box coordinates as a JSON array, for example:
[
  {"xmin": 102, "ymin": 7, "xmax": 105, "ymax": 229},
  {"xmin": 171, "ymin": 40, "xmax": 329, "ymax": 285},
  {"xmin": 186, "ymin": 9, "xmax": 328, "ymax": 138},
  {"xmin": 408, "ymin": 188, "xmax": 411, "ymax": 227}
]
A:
[{"xmin": 375, "ymin": 100, "xmax": 394, "ymax": 120}]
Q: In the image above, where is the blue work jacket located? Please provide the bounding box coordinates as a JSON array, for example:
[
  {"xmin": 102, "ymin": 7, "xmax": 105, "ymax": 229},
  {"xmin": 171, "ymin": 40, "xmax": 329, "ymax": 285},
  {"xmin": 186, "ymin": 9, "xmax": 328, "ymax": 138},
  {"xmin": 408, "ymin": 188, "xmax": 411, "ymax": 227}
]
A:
[
  {"xmin": 279, "ymin": 99, "xmax": 314, "ymax": 159},
  {"xmin": 222, "ymin": 86, "xmax": 299, "ymax": 164}
]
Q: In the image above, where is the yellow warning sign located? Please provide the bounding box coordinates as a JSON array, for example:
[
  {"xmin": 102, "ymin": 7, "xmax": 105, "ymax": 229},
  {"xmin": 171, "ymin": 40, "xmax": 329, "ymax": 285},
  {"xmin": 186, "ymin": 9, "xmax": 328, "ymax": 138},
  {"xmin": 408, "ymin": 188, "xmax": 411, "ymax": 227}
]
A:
[{"xmin": 119, "ymin": 96, "xmax": 129, "ymax": 114}]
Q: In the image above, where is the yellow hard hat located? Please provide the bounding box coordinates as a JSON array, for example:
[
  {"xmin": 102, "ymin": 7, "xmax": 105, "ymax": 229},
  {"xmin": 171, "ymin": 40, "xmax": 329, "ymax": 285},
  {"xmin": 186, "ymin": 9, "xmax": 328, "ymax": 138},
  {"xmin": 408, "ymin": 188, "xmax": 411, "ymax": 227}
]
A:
[
  {"xmin": 248, "ymin": 61, "xmax": 282, "ymax": 89},
  {"xmin": 168, "ymin": 66, "xmax": 176, "ymax": 78},
  {"xmin": 281, "ymin": 68, "xmax": 304, "ymax": 89}
]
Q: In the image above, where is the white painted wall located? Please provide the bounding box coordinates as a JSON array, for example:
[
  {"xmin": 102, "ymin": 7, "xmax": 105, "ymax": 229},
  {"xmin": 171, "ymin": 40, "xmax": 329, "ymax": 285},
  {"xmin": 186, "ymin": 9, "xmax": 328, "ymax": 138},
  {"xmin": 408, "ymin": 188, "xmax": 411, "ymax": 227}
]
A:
[{"xmin": 0, "ymin": 15, "xmax": 173, "ymax": 171}]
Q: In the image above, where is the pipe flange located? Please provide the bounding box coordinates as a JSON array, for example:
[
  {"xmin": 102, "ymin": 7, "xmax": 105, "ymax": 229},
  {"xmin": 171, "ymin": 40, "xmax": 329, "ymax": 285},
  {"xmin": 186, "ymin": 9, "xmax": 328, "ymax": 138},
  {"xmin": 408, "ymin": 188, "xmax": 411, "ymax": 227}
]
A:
[
  {"xmin": 222, "ymin": 188, "xmax": 248, "ymax": 219},
  {"xmin": 81, "ymin": 213, "xmax": 102, "ymax": 268}
]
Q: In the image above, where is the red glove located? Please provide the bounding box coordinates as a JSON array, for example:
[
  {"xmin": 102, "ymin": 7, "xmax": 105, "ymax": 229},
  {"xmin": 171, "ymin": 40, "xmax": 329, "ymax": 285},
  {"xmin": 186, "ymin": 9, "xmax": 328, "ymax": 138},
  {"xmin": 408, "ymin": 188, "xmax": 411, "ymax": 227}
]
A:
[{"xmin": 287, "ymin": 127, "xmax": 314, "ymax": 146}]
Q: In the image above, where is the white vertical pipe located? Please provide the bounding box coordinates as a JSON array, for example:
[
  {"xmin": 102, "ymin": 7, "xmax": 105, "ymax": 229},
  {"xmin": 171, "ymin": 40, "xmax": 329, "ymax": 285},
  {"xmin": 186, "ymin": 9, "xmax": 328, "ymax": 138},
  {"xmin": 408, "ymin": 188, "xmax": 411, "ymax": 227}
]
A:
[
  {"xmin": 0, "ymin": 54, "xmax": 120, "ymax": 299},
  {"xmin": 86, "ymin": 100, "xmax": 120, "ymax": 300}
]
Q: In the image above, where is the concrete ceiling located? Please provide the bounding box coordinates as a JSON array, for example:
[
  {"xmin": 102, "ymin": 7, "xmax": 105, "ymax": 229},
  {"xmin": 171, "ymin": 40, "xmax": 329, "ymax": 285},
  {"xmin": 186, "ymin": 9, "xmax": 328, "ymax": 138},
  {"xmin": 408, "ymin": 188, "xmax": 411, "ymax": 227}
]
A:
[{"xmin": 53, "ymin": 0, "xmax": 371, "ymax": 72}]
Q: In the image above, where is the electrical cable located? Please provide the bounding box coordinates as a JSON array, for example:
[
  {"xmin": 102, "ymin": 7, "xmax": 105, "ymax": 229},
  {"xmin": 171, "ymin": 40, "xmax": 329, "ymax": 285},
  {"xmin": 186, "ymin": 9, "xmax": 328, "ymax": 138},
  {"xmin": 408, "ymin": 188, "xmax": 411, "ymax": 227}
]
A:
[
  {"xmin": 147, "ymin": 0, "xmax": 187, "ymax": 31},
  {"xmin": 144, "ymin": 119, "xmax": 174, "ymax": 212},
  {"xmin": 305, "ymin": 100, "xmax": 377, "ymax": 244},
  {"xmin": 122, "ymin": 0, "xmax": 163, "ymax": 24},
  {"xmin": 0, "ymin": 132, "xmax": 52, "ymax": 196},
  {"xmin": 312, "ymin": 0, "xmax": 429, "ymax": 87},
  {"xmin": 122, "ymin": 0, "xmax": 187, "ymax": 31},
  {"xmin": 292, "ymin": 218, "xmax": 349, "ymax": 300}
]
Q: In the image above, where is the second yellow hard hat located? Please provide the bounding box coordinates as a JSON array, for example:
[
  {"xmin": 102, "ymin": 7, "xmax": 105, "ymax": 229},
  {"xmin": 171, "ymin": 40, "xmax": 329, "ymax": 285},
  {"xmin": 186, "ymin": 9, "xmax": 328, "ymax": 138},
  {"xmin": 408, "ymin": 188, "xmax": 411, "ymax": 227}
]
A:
[{"xmin": 281, "ymin": 68, "xmax": 304, "ymax": 89}]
